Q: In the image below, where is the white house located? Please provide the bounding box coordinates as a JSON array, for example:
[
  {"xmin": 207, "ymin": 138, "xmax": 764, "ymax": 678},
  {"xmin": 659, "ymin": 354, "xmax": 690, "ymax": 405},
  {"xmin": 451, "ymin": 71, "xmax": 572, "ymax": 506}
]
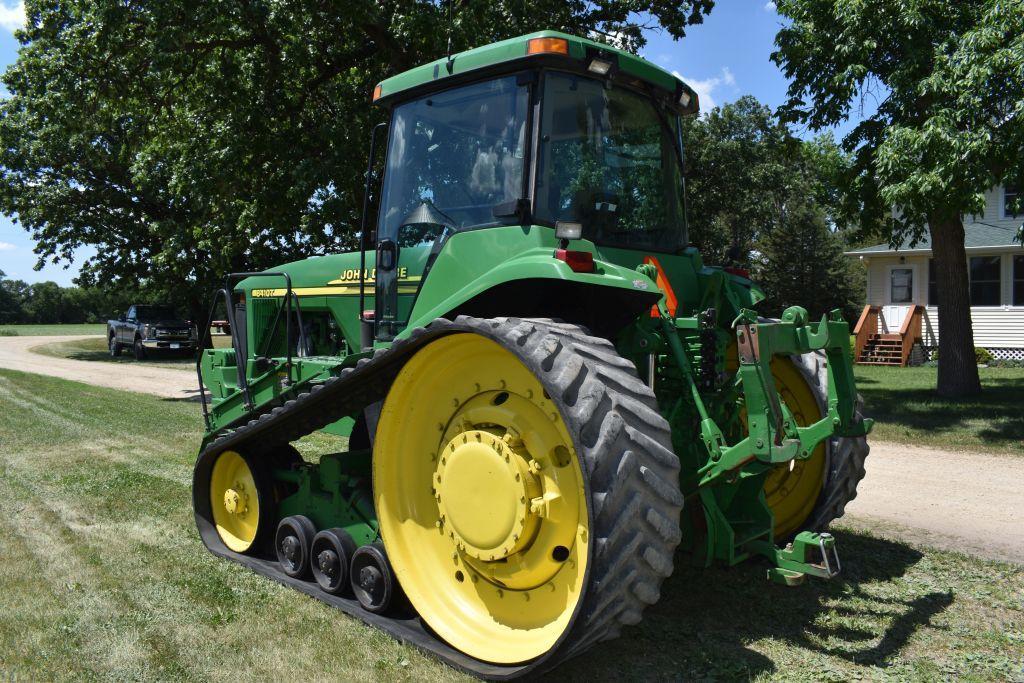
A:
[{"xmin": 845, "ymin": 185, "xmax": 1024, "ymax": 363}]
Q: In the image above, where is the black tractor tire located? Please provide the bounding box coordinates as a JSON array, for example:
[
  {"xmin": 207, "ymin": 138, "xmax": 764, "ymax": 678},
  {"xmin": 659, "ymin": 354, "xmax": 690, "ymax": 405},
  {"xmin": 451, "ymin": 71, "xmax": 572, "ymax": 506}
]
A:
[
  {"xmin": 376, "ymin": 317, "xmax": 685, "ymax": 662},
  {"xmin": 789, "ymin": 349, "xmax": 871, "ymax": 532},
  {"xmin": 133, "ymin": 337, "xmax": 146, "ymax": 360},
  {"xmin": 109, "ymin": 336, "xmax": 121, "ymax": 357},
  {"xmin": 503, "ymin": 318, "xmax": 684, "ymax": 657}
]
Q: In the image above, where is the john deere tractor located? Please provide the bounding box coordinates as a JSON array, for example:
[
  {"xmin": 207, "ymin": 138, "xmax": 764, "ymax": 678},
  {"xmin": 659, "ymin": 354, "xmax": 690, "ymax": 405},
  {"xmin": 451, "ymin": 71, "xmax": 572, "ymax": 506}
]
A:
[{"xmin": 193, "ymin": 31, "xmax": 871, "ymax": 678}]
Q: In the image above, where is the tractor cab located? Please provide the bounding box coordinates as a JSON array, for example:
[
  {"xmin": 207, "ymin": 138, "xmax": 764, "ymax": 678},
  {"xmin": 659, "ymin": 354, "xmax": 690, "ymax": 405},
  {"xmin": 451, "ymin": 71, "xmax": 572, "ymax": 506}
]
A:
[{"xmin": 366, "ymin": 32, "xmax": 697, "ymax": 340}]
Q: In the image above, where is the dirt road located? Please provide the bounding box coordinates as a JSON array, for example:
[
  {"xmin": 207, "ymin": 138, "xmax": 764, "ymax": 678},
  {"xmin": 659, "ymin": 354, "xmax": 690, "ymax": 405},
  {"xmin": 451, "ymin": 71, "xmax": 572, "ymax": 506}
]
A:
[
  {"xmin": 1, "ymin": 334, "xmax": 1020, "ymax": 563},
  {"xmin": 0, "ymin": 335, "xmax": 198, "ymax": 400},
  {"xmin": 843, "ymin": 441, "xmax": 1024, "ymax": 564}
]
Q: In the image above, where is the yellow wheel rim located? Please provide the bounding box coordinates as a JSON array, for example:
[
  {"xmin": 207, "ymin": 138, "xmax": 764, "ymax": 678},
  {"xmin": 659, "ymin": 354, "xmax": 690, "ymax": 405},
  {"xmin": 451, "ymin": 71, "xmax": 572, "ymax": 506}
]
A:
[
  {"xmin": 763, "ymin": 358, "xmax": 827, "ymax": 538},
  {"xmin": 210, "ymin": 450, "xmax": 261, "ymax": 552},
  {"xmin": 374, "ymin": 334, "xmax": 589, "ymax": 664}
]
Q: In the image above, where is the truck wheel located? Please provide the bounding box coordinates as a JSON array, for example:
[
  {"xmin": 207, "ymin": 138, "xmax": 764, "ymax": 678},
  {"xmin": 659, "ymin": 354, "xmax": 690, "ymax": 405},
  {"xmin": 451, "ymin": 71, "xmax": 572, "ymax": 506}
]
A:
[
  {"xmin": 133, "ymin": 337, "xmax": 146, "ymax": 360},
  {"xmin": 109, "ymin": 335, "xmax": 121, "ymax": 357}
]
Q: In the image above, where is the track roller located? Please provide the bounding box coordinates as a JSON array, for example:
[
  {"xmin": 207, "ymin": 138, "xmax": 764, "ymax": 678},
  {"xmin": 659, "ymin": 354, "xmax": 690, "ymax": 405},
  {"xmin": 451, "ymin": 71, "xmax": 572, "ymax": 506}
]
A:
[
  {"xmin": 350, "ymin": 543, "xmax": 397, "ymax": 614},
  {"xmin": 311, "ymin": 528, "xmax": 357, "ymax": 595},
  {"xmin": 275, "ymin": 515, "xmax": 317, "ymax": 579}
]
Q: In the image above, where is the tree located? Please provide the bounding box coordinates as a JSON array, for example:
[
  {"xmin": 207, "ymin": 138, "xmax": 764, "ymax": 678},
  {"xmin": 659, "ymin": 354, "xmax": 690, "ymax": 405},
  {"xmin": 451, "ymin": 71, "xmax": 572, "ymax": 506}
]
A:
[
  {"xmin": 756, "ymin": 201, "xmax": 862, "ymax": 321},
  {"xmin": 0, "ymin": 269, "xmax": 25, "ymax": 323},
  {"xmin": 682, "ymin": 96, "xmax": 795, "ymax": 265},
  {"xmin": 0, "ymin": 1, "xmax": 714, "ymax": 323},
  {"xmin": 682, "ymin": 96, "xmax": 862, "ymax": 318},
  {"xmin": 772, "ymin": 0, "xmax": 1024, "ymax": 397}
]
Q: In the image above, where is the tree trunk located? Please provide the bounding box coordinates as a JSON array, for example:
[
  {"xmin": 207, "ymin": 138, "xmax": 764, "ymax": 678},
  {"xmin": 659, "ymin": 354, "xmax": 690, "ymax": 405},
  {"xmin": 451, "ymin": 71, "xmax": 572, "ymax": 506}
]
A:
[{"xmin": 929, "ymin": 212, "xmax": 981, "ymax": 397}]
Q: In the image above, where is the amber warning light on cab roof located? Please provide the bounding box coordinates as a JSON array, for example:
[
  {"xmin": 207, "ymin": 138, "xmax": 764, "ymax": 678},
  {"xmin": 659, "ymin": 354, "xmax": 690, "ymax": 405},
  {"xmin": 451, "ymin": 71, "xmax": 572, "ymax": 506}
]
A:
[
  {"xmin": 526, "ymin": 37, "xmax": 569, "ymax": 55},
  {"xmin": 372, "ymin": 84, "xmax": 382, "ymax": 102}
]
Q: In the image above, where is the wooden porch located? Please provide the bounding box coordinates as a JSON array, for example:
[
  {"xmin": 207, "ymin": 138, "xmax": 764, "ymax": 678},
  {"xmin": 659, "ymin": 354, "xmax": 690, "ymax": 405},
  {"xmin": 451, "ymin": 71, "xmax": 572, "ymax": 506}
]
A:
[{"xmin": 853, "ymin": 304, "xmax": 924, "ymax": 366}]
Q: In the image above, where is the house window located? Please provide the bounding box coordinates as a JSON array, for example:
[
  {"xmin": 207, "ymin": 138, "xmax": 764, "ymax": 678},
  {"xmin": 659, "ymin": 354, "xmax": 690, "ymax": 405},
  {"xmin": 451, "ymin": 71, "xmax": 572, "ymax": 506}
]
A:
[
  {"xmin": 1015, "ymin": 255, "xmax": 1024, "ymax": 306},
  {"xmin": 890, "ymin": 268, "xmax": 913, "ymax": 303},
  {"xmin": 928, "ymin": 258, "xmax": 937, "ymax": 305},
  {"xmin": 969, "ymin": 256, "xmax": 1001, "ymax": 306},
  {"xmin": 1005, "ymin": 186, "xmax": 1021, "ymax": 218}
]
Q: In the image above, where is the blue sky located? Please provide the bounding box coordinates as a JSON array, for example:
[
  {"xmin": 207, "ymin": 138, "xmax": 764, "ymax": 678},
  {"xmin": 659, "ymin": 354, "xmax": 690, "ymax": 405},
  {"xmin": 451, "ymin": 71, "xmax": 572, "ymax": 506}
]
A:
[{"xmin": 0, "ymin": 1, "xmax": 860, "ymax": 286}]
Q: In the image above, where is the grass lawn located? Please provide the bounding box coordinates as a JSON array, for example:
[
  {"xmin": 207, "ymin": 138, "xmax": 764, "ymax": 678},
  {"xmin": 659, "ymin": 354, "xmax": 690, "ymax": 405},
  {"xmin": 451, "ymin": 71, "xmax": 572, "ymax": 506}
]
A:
[
  {"xmin": 0, "ymin": 368, "xmax": 1021, "ymax": 681},
  {"xmin": 31, "ymin": 335, "xmax": 231, "ymax": 369},
  {"xmin": 0, "ymin": 323, "xmax": 106, "ymax": 336},
  {"xmin": 855, "ymin": 365, "xmax": 1024, "ymax": 456}
]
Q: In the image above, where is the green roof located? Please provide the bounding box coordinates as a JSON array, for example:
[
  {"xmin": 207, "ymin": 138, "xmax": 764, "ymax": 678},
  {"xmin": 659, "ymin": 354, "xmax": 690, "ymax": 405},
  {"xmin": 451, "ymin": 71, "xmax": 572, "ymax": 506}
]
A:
[
  {"xmin": 375, "ymin": 30, "xmax": 693, "ymax": 107},
  {"xmin": 846, "ymin": 222, "xmax": 1024, "ymax": 254}
]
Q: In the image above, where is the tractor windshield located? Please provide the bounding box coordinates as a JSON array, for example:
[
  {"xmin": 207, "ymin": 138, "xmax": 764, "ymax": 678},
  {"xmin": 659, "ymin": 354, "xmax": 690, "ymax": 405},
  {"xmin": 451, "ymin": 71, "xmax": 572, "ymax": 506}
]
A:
[
  {"xmin": 378, "ymin": 76, "xmax": 529, "ymax": 246},
  {"xmin": 536, "ymin": 72, "xmax": 685, "ymax": 252}
]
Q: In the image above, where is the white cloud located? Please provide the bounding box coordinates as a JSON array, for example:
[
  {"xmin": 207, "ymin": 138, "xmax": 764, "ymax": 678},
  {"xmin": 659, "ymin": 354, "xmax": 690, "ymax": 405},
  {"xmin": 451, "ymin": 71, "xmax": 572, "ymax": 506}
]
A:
[
  {"xmin": 0, "ymin": 241, "xmax": 15, "ymax": 251},
  {"xmin": 0, "ymin": 1, "xmax": 24, "ymax": 33},
  {"xmin": 673, "ymin": 67, "xmax": 736, "ymax": 113},
  {"xmin": 764, "ymin": 1, "xmax": 777, "ymax": 11}
]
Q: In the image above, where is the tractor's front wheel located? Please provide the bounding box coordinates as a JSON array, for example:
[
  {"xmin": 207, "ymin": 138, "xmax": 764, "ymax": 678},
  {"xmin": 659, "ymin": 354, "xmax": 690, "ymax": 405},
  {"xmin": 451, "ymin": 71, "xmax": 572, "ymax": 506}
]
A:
[
  {"xmin": 208, "ymin": 450, "xmax": 273, "ymax": 553},
  {"xmin": 373, "ymin": 318, "xmax": 682, "ymax": 665}
]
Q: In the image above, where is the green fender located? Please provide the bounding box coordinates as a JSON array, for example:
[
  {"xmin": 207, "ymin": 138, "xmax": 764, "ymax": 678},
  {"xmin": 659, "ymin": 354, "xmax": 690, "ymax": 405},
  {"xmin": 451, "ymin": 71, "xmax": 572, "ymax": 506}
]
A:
[{"xmin": 400, "ymin": 225, "xmax": 662, "ymax": 336}]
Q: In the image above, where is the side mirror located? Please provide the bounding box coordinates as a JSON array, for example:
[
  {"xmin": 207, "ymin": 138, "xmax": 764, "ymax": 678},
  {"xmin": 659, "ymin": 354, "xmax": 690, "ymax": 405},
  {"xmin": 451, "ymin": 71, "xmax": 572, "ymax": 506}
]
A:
[{"xmin": 118, "ymin": 313, "xmax": 126, "ymax": 322}]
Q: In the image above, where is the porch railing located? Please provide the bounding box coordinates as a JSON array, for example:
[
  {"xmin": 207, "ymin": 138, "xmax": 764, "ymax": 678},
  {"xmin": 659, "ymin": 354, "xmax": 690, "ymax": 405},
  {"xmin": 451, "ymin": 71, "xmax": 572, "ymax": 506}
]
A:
[{"xmin": 853, "ymin": 305, "xmax": 880, "ymax": 362}]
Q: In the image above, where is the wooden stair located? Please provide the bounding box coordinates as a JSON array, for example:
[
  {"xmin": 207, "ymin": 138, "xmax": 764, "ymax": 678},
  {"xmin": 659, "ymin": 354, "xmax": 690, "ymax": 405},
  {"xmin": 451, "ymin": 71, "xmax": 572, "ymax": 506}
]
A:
[
  {"xmin": 858, "ymin": 333, "xmax": 904, "ymax": 365},
  {"xmin": 852, "ymin": 305, "xmax": 923, "ymax": 367}
]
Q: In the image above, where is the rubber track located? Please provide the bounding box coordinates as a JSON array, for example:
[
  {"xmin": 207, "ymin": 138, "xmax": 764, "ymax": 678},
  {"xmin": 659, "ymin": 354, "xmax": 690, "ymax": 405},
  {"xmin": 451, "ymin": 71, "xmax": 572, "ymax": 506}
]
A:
[
  {"xmin": 193, "ymin": 316, "xmax": 683, "ymax": 679},
  {"xmin": 787, "ymin": 350, "xmax": 871, "ymax": 532}
]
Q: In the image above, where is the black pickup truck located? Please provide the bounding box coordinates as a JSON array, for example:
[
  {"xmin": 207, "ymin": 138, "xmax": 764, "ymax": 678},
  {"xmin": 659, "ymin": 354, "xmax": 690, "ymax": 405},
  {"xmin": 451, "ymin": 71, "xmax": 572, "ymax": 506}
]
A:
[{"xmin": 107, "ymin": 304, "xmax": 197, "ymax": 359}]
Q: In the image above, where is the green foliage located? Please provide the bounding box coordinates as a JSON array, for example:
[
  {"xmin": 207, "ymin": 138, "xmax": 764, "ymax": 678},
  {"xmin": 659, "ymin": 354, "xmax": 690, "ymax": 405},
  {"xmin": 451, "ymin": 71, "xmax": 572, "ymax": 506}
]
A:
[
  {"xmin": 756, "ymin": 201, "xmax": 863, "ymax": 321},
  {"xmin": 682, "ymin": 96, "xmax": 794, "ymax": 262},
  {"xmin": 771, "ymin": 0, "xmax": 1023, "ymax": 396},
  {"xmin": 773, "ymin": 0, "xmax": 1024, "ymax": 237},
  {"xmin": 0, "ymin": 270, "xmax": 144, "ymax": 324},
  {"xmin": 0, "ymin": 1, "xmax": 714, "ymax": 318},
  {"xmin": 681, "ymin": 96, "xmax": 862, "ymax": 320},
  {"xmin": 930, "ymin": 347, "xmax": 996, "ymax": 365}
]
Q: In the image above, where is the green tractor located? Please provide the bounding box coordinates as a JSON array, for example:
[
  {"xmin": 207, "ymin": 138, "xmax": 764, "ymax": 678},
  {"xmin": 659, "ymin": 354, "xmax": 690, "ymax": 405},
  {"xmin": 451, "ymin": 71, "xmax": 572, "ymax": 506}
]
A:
[{"xmin": 193, "ymin": 31, "xmax": 871, "ymax": 677}]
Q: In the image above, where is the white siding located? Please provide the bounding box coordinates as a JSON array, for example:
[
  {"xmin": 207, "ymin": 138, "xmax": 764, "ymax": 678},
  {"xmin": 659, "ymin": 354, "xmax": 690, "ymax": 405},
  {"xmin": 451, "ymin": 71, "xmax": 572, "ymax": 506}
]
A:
[
  {"xmin": 921, "ymin": 307, "xmax": 1024, "ymax": 349},
  {"xmin": 861, "ymin": 252, "xmax": 1024, "ymax": 348},
  {"xmin": 971, "ymin": 186, "xmax": 1021, "ymax": 228},
  {"xmin": 863, "ymin": 255, "xmax": 929, "ymax": 306}
]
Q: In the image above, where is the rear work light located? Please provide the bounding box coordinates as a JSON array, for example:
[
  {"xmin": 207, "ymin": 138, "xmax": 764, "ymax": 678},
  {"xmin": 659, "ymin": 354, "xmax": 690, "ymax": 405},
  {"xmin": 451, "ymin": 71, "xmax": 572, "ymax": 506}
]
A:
[
  {"xmin": 554, "ymin": 249, "xmax": 595, "ymax": 273},
  {"xmin": 527, "ymin": 37, "xmax": 569, "ymax": 56}
]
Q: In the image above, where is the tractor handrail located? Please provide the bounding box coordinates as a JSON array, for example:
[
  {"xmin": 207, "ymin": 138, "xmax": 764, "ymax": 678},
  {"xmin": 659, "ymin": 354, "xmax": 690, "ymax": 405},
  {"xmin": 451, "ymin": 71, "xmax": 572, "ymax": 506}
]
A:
[
  {"xmin": 358, "ymin": 122, "xmax": 388, "ymax": 332},
  {"xmin": 195, "ymin": 272, "xmax": 300, "ymax": 429},
  {"xmin": 196, "ymin": 286, "xmax": 235, "ymax": 431}
]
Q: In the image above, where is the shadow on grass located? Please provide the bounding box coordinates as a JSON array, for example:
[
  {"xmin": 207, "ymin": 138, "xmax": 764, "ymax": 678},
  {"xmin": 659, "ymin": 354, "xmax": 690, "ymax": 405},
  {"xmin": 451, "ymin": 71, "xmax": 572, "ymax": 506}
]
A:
[
  {"xmin": 858, "ymin": 374, "xmax": 1024, "ymax": 449},
  {"xmin": 62, "ymin": 348, "xmax": 195, "ymax": 367},
  {"xmin": 542, "ymin": 530, "xmax": 952, "ymax": 680}
]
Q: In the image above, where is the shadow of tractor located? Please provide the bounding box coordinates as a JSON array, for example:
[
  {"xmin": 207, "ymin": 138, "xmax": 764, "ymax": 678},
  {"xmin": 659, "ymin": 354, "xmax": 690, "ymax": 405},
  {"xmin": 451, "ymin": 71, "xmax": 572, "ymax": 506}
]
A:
[{"xmin": 541, "ymin": 530, "xmax": 953, "ymax": 680}]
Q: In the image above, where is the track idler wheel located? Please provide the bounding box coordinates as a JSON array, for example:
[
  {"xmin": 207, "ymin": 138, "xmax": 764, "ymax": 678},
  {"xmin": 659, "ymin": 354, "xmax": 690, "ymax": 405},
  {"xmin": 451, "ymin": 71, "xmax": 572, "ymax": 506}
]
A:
[
  {"xmin": 350, "ymin": 543, "xmax": 398, "ymax": 614},
  {"xmin": 311, "ymin": 528, "xmax": 357, "ymax": 595},
  {"xmin": 275, "ymin": 515, "xmax": 317, "ymax": 579}
]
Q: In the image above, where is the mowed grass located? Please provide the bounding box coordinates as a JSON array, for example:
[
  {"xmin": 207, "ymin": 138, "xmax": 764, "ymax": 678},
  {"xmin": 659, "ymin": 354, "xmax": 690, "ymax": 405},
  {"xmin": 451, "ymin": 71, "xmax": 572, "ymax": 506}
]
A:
[
  {"xmin": 31, "ymin": 335, "xmax": 232, "ymax": 369},
  {"xmin": 0, "ymin": 369, "xmax": 1021, "ymax": 681},
  {"xmin": 854, "ymin": 365, "xmax": 1024, "ymax": 455},
  {"xmin": 0, "ymin": 323, "xmax": 106, "ymax": 336}
]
